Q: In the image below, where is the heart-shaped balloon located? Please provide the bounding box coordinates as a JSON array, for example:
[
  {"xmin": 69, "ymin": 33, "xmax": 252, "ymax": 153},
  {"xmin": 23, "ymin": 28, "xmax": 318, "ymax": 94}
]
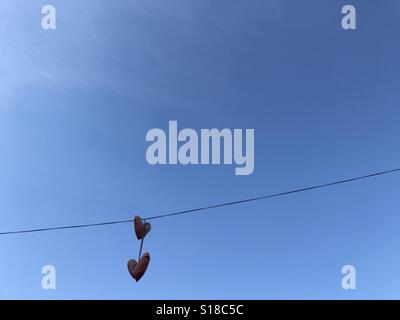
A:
[
  {"xmin": 127, "ymin": 252, "xmax": 150, "ymax": 282},
  {"xmin": 134, "ymin": 216, "xmax": 151, "ymax": 240}
]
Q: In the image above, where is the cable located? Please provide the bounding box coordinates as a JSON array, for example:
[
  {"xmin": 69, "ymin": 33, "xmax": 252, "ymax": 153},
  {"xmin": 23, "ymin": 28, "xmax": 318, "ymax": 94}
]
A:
[
  {"xmin": 0, "ymin": 219, "xmax": 134, "ymax": 236},
  {"xmin": 144, "ymin": 167, "xmax": 400, "ymax": 220},
  {"xmin": 0, "ymin": 167, "xmax": 399, "ymax": 236}
]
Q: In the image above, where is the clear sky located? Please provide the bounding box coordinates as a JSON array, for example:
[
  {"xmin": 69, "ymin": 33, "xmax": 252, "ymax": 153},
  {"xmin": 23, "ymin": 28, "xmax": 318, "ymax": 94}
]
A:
[{"xmin": 1, "ymin": 0, "xmax": 400, "ymax": 299}]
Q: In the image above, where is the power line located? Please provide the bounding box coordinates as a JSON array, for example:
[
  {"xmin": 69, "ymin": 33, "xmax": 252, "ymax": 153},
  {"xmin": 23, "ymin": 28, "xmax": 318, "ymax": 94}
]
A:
[
  {"xmin": 0, "ymin": 219, "xmax": 134, "ymax": 236},
  {"xmin": 144, "ymin": 167, "xmax": 400, "ymax": 220},
  {"xmin": 1, "ymin": 167, "xmax": 399, "ymax": 236}
]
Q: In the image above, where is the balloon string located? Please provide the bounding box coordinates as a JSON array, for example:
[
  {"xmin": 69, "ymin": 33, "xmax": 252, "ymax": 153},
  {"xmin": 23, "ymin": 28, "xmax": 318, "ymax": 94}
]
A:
[
  {"xmin": 138, "ymin": 238, "xmax": 144, "ymax": 261},
  {"xmin": 138, "ymin": 219, "xmax": 145, "ymax": 260}
]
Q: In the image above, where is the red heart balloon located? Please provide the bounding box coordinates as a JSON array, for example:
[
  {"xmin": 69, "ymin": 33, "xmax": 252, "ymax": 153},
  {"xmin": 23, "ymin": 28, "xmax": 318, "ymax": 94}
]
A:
[
  {"xmin": 127, "ymin": 252, "xmax": 150, "ymax": 282},
  {"xmin": 134, "ymin": 216, "xmax": 151, "ymax": 240}
]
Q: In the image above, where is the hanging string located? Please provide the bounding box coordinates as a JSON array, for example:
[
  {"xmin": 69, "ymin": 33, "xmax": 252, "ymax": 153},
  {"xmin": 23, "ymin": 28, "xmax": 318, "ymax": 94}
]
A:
[
  {"xmin": 138, "ymin": 238, "xmax": 144, "ymax": 260},
  {"xmin": 138, "ymin": 219, "xmax": 145, "ymax": 260}
]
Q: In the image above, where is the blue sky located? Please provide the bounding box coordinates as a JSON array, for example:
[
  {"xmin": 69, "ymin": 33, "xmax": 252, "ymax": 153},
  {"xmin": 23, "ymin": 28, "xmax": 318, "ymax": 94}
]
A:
[{"xmin": 1, "ymin": 0, "xmax": 400, "ymax": 299}]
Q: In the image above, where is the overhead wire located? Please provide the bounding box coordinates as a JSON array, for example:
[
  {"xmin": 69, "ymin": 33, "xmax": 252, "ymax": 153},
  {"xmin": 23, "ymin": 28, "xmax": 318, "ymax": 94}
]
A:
[{"xmin": 0, "ymin": 167, "xmax": 399, "ymax": 236}]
